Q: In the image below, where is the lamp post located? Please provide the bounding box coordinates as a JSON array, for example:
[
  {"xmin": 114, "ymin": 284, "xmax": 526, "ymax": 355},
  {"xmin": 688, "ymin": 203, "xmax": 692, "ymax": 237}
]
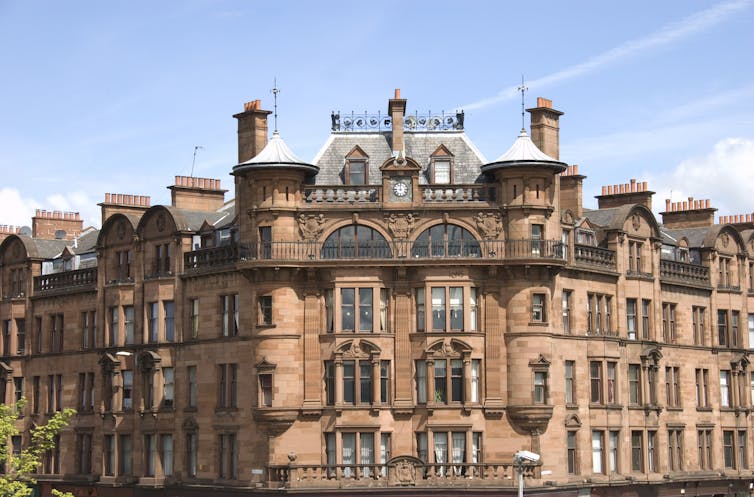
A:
[{"xmin": 514, "ymin": 451, "xmax": 541, "ymax": 497}]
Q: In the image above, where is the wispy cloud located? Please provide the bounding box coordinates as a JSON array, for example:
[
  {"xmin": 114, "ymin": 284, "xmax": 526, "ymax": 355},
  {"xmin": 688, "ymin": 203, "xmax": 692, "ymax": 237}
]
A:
[{"xmin": 460, "ymin": 0, "xmax": 753, "ymax": 111}]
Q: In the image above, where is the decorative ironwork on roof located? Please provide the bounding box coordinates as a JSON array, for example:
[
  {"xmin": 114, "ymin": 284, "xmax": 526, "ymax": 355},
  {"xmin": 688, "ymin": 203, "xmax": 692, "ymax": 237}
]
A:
[{"xmin": 331, "ymin": 110, "xmax": 464, "ymax": 132}]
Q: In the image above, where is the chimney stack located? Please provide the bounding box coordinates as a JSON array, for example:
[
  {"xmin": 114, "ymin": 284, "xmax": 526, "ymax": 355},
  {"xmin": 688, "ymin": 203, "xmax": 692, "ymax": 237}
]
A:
[
  {"xmin": 526, "ymin": 97, "xmax": 564, "ymax": 160},
  {"xmin": 168, "ymin": 175, "xmax": 227, "ymax": 211},
  {"xmin": 32, "ymin": 210, "xmax": 83, "ymax": 240},
  {"xmin": 388, "ymin": 88, "xmax": 407, "ymax": 155},
  {"xmin": 99, "ymin": 192, "xmax": 151, "ymax": 225},
  {"xmin": 661, "ymin": 197, "xmax": 716, "ymax": 229},
  {"xmin": 233, "ymin": 99, "xmax": 272, "ymax": 164},
  {"xmin": 595, "ymin": 178, "xmax": 654, "ymax": 210},
  {"xmin": 560, "ymin": 164, "xmax": 586, "ymax": 218}
]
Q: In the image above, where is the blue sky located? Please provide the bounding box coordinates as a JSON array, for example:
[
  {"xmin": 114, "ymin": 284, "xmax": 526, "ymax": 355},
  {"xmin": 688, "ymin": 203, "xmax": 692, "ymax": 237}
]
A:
[{"xmin": 1, "ymin": 0, "xmax": 753, "ymax": 228}]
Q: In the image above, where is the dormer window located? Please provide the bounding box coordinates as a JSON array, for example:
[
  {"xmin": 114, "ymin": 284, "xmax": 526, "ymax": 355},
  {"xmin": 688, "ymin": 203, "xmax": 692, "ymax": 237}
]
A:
[
  {"xmin": 577, "ymin": 229, "xmax": 596, "ymax": 246},
  {"xmin": 344, "ymin": 146, "xmax": 369, "ymax": 185},
  {"xmin": 429, "ymin": 145, "xmax": 454, "ymax": 184}
]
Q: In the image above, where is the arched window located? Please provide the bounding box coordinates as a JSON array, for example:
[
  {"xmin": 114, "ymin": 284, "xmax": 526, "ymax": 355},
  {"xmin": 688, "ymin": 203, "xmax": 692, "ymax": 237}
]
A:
[
  {"xmin": 321, "ymin": 226, "xmax": 391, "ymax": 259},
  {"xmin": 411, "ymin": 224, "xmax": 480, "ymax": 258}
]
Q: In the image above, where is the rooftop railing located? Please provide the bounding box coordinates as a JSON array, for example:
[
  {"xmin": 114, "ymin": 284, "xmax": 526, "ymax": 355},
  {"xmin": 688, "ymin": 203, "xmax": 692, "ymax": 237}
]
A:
[{"xmin": 33, "ymin": 267, "xmax": 98, "ymax": 294}]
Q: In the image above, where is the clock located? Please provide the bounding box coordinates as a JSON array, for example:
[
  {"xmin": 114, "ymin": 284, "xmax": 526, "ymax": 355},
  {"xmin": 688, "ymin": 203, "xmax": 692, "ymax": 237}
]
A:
[{"xmin": 392, "ymin": 181, "xmax": 409, "ymax": 197}]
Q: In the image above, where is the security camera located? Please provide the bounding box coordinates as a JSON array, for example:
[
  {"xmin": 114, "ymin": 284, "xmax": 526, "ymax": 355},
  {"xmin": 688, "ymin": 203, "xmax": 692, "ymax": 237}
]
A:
[{"xmin": 514, "ymin": 450, "xmax": 541, "ymax": 463}]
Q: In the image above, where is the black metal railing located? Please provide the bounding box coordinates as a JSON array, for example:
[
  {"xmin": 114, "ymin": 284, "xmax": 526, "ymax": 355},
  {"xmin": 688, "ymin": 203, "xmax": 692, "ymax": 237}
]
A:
[
  {"xmin": 331, "ymin": 110, "xmax": 464, "ymax": 132},
  {"xmin": 33, "ymin": 267, "xmax": 98, "ymax": 293}
]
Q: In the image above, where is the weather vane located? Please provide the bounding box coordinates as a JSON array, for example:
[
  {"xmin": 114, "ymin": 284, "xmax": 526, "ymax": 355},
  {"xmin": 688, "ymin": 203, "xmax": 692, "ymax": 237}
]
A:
[
  {"xmin": 271, "ymin": 78, "xmax": 280, "ymax": 133},
  {"xmin": 516, "ymin": 75, "xmax": 528, "ymax": 131},
  {"xmin": 191, "ymin": 145, "xmax": 204, "ymax": 177}
]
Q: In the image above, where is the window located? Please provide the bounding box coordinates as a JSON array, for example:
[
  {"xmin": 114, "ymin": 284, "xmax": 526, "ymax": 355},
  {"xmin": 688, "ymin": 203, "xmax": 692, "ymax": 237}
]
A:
[
  {"xmin": 76, "ymin": 432, "xmax": 92, "ymax": 475},
  {"xmin": 108, "ymin": 306, "xmax": 118, "ymax": 346},
  {"xmin": 326, "ymin": 431, "xmax": 392, "ymax": 478},
  {"xmin": 609, "ymin": 431, "xmax": 619, "ymax": 474},
  {"xmin": 749, "ymin": 313, "xmax": 754, "ymax": 349},
  {"xmin": 346, "ymin": 159, "xmax": 367, "ymax": 185},
  {"xmin": 342, "ymin": 288, "xmax": 373, "ymax": 332},
  {"xmin": 119, "ymin": 434, "xmax": 132, "ymax": 475},
  {"xmin": 259, "ymin": 373, "xmax": 273, "ymax": 407},
  {"xmin": 567, "ymin": 431, "xmax": 578, "ymax": 474},
  {"xmin": 2, "ymin": 320, "xmax": 10, "ymax": 356},
  {"xmin": 416, "ymin": 288, "xmax": 425, "ymax": 332},
  {"xmin": 562, "ymin": 291, "xmax": 572, "ymax": 334},
  {"xmin": 218, "ymin": 363, "xmax": 238, "ymax": 408},
  {"xmin": 606, "ymin": 362, "xmax": 616, "ymax": 404},
  {"xmin": 143, "ymin": 367, "xmax": 155, "ymax": 411},
  {"xmin": 411, "ymin": 224, "xmax": 480, "ymax": 258},
  {"xmin": 592, "ymin": 431, "xmax": 605, "ymax": 474},
  {"xmin": 668, "ymin": 429, "xmax": 684, "ymax": 471},
  {"xmin": 162, "ymin": 367, "xmax": 174, "ymax": 408},
  {"xmin": 718, "ymin": 310, "xmax": 729, "ymax": 346},
  {"xmin": 154, "ymin": 243, "xmax": 171, "ymax": 275},
  {"xmin": 15, "ymin": 319, "xmax": 24, "ymax": 355},
  {"xmin": 321, "ymin": 226, "xmax": 391, "ymax": 259},
  {"xmin": 413, "ymin": 430, "xmax": 478, "ymax": 475},
  {"xmin": 719, "ymin": 256, "xmax": 731, "ymax": 288},
  {"xmin": 122, "ymin": 370, "xmax": 133, "ymax": 410},
  {"xmin": 116, "ymin": 250, "xmax": 132, "ymax": 281},
  {"xmin": 531, "ymin": 293, "xmax": 546, "ymax": 323},
  {"xmin": 77, "ymin": 372, "xmax": 95, "ymax": 412},
  {"xmin": 415, "ymin": 358, "xmax": 480, "ymax": 405},
  {"xmin": 50, "ymin": 314, "xmax": 64, "ymax": 353},
  {"xmin": 104, "ymin": 435, "xmax": 115, "ymax": 476},
  {"xmin": 590, "ymin": 361, "xmax": 602, "ymax": 404},
  {"xmin": 695, "ymin": 368, "xmax": 709, "ymax": 407},
  {"xmin": 187, "ymin": 366, "xmax": 197, "ymax": 408},
  {"xmin": 35, "ymin": 316, "xmax": 42, "ymax": 354},
  {"xmin": 259, "ymin": 296, "xmax": 273, "ymax": 325},
  {"xmin": 628, "ymin": 240, "xmax": 643, "ymax": 273},
  {"xmin": 189, "ymin": 298, "xmax": 199, "ymax": 339},
  {"xmin": 738, "ymin": 430, "xmax": 748, "ymax": 469},
  {"xmin": 732, "ymin": 311, "xmax": 740, "ymax": 347},
  {"xmin": 647, "ymin": 430, "xmax": 657, "ymax": 472},
  {"xmin": 221, "ymin": 294, "xmax": 239, "ymax": 337},
  {"xmin": 565, "ymin": 360, "xmax": 575, "ymax": 404},
  {"xmin": 662, "ymin": 303, "xmax": 676, "ymax": 342},
  {"xmin": 381, "ymin": 361, "xmax": 391, "ymax": 403},
  {"xmin": 693, "ymin": 306, "xmax": 706, "ymax": 345},
  {"xmin": 186, "ymin": 432, "xmax": 197, "ymax": 478},
  {"xmin": 162, "ymin": 434, "xmax": 174, "ymax": 477},
  {"xmin": 124, "ymin": 306, "xmax": 134, "ymax": 344},
  {"xmin": 43, "ymin": 435, "xmax": 61, "ymax": 474},
  {"xmin": 629, "ymin": 364, "xmax": 642, "ymax": 405},
  {"xmin": 164, "ymin": 301, "xmax": 174, "ymax": 342},
  {"xmin": 145, "ymin": 434, "xmax": 156, "ymax": 476},
  {"xmin": 641, "ymin": 299, "xmax": 651, "ymax": 339},
  {"xmin": 531, "ymin": 224, "xmax": 544, "ymax": 256},
  {"xmin": 380, "ymin": 288, "xmax": 390, "ymax": 332},
  {"xmin": 218, "ymin": 433, "xmax": 237, "ymax": 479},
  {"xmin": 147, "ymin": 302, "xmax": 159, "ymax": 342},
  {"xmin": 32, "ymin": 376, "xmax": 40, "ymax": 414},
  {"xmin": 720, "ymin": 370, "xmax": 732, "ymax": 407},
  {"xmin": 326, "ymin": 359, "xmax": 376, "ymax": 405},
  {"xmin": 432, "ymin": 158, "xmax": 451, "ymax": 184},
  {"xmin": 631, "ymin": 431, "xmax": 644, "ymax": 472},
  {"xmin": 723, "ymin": 430, "xmax": 735, "ymax": 468},
  {"xmin": 81, "ymin": 311, "xmax": 95, "ymax": 349},
  {"xmin": 416, "ymin": 286, "xmax": 476, "ymax": 332},
  {"xmin": 665, "ymin": 367, "xmax": 681, "ymax": 407},
  {"xmin": 698, "ymin": 429, "xmax": 712, "ymax": 470},
  {"xmin": 259, "ymin": 226, "xmax": 271, "ymax": 259},
  {"xmin": 46, "ymin": 375, "xmax": 61, "ymax": 412},
  {"xmin": 533, "ymin": 371, "xmax": 548, "ymax": 404},
  {"xmin": 626, "ymin": 298, "xmax": 637, "ymax": 339}
]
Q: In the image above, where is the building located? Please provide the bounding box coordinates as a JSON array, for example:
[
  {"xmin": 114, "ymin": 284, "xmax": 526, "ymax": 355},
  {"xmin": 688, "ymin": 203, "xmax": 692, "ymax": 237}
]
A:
[{"xmin": 2, "ymin": 90, "xmax": 754, "ymax": 497}]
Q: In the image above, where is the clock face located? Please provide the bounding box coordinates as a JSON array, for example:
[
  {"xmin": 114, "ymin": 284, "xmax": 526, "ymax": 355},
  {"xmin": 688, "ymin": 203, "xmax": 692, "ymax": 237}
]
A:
[{"xmin": 393, "ymin": 181, "xmax": 408, "ymax": 197}]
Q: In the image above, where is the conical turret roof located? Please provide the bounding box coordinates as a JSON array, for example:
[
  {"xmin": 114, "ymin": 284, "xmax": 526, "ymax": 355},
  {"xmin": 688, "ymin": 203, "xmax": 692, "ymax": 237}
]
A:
[
  {"xmin": 233, "ymin": 131, "xmax": 319, "ymax": 175},
  {"xmin": 481, "ymin": 129, "xmax": 567, "ymax": 173}
]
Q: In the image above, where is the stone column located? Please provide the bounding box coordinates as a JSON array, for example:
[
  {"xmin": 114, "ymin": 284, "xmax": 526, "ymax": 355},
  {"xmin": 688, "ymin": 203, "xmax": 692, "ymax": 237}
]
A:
[
  {"xmin": 302, "ymin": 288, "xmax": 322, "ymax": 409},
  {"xmin": 335, "ymin": 358, "xmax": 344, "ymax": 406},
  {"xmin": 372, "ymin": 357, "xmax": 381, "ymax": 405}
]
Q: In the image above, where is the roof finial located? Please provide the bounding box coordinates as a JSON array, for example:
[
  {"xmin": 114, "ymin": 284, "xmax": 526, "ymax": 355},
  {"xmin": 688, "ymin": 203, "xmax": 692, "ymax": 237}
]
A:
[
  {"xmin": 271, "ymin": 77, "xmax": 280, "ymax": 134},
  {"xmin": 516, "ymin": 75, "xmax": 528, "ymax": 132}
]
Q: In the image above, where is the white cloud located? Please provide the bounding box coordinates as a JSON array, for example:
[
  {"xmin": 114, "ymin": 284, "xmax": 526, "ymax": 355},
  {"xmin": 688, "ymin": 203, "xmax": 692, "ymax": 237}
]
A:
[
  {"xmin": 649, "ymin": 137, "xmax": 754, "ymax": 217},
  {"xmin": 0, "ymin": 188, "xmax": 101, "ymax": 231},
  {"xmin": 45, "ymin": 191, "xmax": 101, "ymax": 229},
  {"xmin": 460, "ymin": 0, "xmax": 753, "ymax": 111},
  {"xmin": 0, "ymin": 188, "xmax": 38, "ymax": 228}
]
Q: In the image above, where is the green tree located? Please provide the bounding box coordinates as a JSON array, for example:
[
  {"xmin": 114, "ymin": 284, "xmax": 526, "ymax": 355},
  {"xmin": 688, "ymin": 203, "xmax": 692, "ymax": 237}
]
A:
[{"xmin": 0, "ymin": 400, "xmax": 75, "ymax": 497}]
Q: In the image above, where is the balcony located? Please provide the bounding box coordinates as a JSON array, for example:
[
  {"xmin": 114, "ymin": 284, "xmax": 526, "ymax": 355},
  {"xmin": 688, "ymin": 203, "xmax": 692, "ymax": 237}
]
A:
[
  {"xmin": 302, "ymin": 184, "xmax": 497, "ymax": 206},
  {"xmin": 184, "ymin": 240, "xmax": 566, "ymax": 270},
  {"xmin": 267, "ymin": 459, "xmax": 535, "ymax": 490},
  {"xmin": 659, "ymin": 259, "xmax": 710, "ymax": 286},
  {"xmin": 33, "ymin": 267, "xmax": 97, "ymax": 296},
  {"xmin": 420, "ymin": 185, "xmax": 497, "ymax": 203},
  {"xmin": 574, "ymin": 244, "xmax": 616, "ymax": 270}
]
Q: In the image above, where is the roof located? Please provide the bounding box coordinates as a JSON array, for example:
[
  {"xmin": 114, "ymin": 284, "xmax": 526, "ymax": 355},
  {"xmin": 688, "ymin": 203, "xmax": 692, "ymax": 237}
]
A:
[
  {"xmin": 481, "ymin": 129, "xmax": 567, "ymax": 174},
  {"xmin": 233, "ymin": 131, "xmax": 318, "ymax": 175},
  {"xmin": 312, "ymin": 131, "xmax": 487, "ymax": 185}
]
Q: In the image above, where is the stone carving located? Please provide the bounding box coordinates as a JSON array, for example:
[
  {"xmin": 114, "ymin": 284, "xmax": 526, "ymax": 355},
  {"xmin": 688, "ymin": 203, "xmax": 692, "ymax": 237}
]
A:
[
  {"xmin": 475, "ymin": 212, "xmax": 502, "ymax": 239},
  {"xmin": 721, "ymin": 232, "xmax": 730, "ymax": 248},
  {"xmin": 297, "ymin": 214, "xmax": 325, "ymax": 241},
  {"xmin": 394, "ymin": 460, "xmax": 416, "ymax": 486},
  {"xmin": 631, "ymin": 213, "xmax": 641, "ymax": 232},
  {"xmin": 156, "ymin": 212, "xmax": 166, "ymax": 233},
  {"xmin": 116, "ymin": 220, "xmax": 126, "ymax": 240},
  {"xmin": 386, "ymin": 213, "xmax": 416, "ymax": 239}
]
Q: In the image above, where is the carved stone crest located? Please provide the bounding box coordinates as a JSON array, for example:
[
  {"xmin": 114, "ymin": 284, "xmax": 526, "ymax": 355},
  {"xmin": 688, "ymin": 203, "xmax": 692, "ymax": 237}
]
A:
[
  {"xmin": 631, "ymin": 213, "xmax": 641, "ymax": 232},
  {"xmin": 394, "ymin": 460, "xmax": 416, "ymax": 486},
  {"xmin": 297, "ymin": 213, "xmax": 325, "ymax": 241},
  {"xmin": 156, "ymin": 212, "xmax": 166, "ymax": 233},
  {"xmin": 721, "ymin": 232, "xmax": 730, "ymax": 248},
  {"xmin": 386, "ymin": 213, "xmax": 416, "ymax": 239},
  {"xmin": 475, "ymin": 212, "xmax": 502, "ymax": 239}
]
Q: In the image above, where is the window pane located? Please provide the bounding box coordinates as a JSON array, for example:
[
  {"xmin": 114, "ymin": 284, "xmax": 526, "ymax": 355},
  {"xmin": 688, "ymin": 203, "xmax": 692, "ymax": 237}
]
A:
[
  {"xmin": 432, "ymin": 288, "xmax": 446, "ymax": 330},
  {"xmin": 341, "ymin": 288, "xmax": 355, "ymax": 331},
  {"xmin": 450, "ymin": 287, "xmax": 463, "ymax": 330},
  {"xmin": 359, "ymin": 288, "xmax": 373, "ymax": 332}
]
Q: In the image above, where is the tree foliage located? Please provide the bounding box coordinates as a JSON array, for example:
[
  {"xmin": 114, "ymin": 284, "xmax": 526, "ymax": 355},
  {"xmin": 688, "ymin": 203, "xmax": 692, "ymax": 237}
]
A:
[{"xmin": 0, "ymin": 400, "xmax": 75, "ymax": 497}]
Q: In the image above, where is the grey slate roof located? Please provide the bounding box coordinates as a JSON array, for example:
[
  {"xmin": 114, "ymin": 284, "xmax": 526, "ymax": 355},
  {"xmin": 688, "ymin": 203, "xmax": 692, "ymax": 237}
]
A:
[{"xmin": 312, "ymin": 131, "xmax": 488, "ymax": 185}]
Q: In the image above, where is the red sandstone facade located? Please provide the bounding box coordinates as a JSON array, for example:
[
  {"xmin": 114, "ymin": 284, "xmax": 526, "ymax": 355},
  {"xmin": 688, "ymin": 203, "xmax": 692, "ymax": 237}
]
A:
[{"xmin": 1, "ymin": 92, "xmax": 754, "ymax": 497}]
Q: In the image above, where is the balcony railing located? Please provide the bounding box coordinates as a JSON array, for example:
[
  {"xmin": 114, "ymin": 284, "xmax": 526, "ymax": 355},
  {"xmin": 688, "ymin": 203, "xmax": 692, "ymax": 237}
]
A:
[
  {"xmin": 574, "ymin": 244, "xmax": 616, "ymax": 270},
  {"xmin": 660, "ymin": 259, "xmax": 710, "ymax": 285},
  {"xmin": 302, "ymin": 185, "xmax": 497, "ymax": 205},
  {"xmin": 33, "ymin": 267, "xmax": 98, "ymax": 294},
  {"xmin": 420, "ymin": 185, "xmax": 497, "ymax": 203},
  {"xmin": 184, "ymin": 243, "xmax": 250, "ymax": 270},
  {"xmin": 268, "ymin": 461, "xmax": 533, "ymax": 489},
  {"xmin": 184, "ymin": 240, "xmax": 566, "ymax": 270},
  {"xmin": 304, "ymin": 186, "xmax": 381, "ymax": 204}
]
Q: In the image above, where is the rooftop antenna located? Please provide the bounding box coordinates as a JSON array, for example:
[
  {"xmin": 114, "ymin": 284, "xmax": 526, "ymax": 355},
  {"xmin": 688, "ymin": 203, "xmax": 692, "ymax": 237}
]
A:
[
  {"xmin": 516, "ymin": 75, "xmax": 528, "ymax": 131},
  {"xmin": 271, "ymin": 78, "xmax": 280, "ymax": 133},
  {"xmin": 191, "ymin": 145, "xmax": 204, "ymax": 177}
]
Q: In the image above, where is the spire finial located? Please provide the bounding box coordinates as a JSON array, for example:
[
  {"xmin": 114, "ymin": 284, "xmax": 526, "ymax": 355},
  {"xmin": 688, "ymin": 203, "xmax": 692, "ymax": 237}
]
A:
[
  {"xmin": 271, "ymin": 77, "xmax": 280, "ymax": 133},
  {"xmin": 516, "ymin": 75, "xmax": 528, "ymax": 131}
]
